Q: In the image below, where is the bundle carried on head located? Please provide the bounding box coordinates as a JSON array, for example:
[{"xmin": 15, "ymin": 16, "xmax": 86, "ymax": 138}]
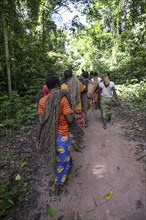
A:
[
  {"xmin": 87, "ymin": 80, "xmax": 98, "ymax": 98},
  {"xmin": 101, "ymin": 73, "xmax": 110, "ymax": 87}
]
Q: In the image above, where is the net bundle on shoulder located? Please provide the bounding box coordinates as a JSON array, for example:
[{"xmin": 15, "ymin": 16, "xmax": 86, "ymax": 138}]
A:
[
  {"xmin": 67, "ymin": 75, "xmax": 81, "ymax": 113},
  {"xmin": 39, "ymin": 89, "xmax": 84, "ymax": 168}
]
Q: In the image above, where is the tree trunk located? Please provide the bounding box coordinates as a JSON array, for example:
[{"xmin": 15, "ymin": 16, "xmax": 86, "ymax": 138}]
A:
[
  {"xmin": 10, "ymin": 0, "xmax": 17, "ymax": 90},
  {"xmin": 0, "ymin": 1, "xmax": 12, "ymax": 94}
]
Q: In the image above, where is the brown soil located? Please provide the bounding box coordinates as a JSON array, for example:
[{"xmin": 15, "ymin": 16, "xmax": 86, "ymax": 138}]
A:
[{"xmin": 0, "ymin": 106, "xmax": 146, "ymax": 220}]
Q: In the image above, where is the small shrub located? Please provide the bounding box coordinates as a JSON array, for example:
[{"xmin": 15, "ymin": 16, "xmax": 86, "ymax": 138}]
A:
[
  {"xmin": 0, "ymin": 178, "xmax": 30, "ymax": 217},
  {"xmin": 0, "ymin": 91, "xmax": 36, "ymax": 132}
]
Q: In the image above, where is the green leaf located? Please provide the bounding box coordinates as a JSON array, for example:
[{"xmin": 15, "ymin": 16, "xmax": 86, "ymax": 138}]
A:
[
  {"xmin": 8, "ymin": 199, "xmax": 14, "ymax": 205},
  {"xmin": 141, "ymin": 176, "xmax": 144, "ymax": 182},
  {"xmin": 20, "ymin": 162, "xmax": 27, "ymax": 169},
  {"xmin": 104, "ymin": 190, "xmax": 113, "ymax": 199},
  {"xmin": 15, "ymin": 174, "xmax": 21, "ymax": 181},
  {"xmin": 48, "ymin": 207, "xmax": 55, "ymax": 218}
]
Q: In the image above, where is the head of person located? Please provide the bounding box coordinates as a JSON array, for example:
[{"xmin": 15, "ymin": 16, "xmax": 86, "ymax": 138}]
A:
[
  {"xmin": 48, "ymin": 72, "xmax": 53, "ymax": 77},
  {"xmin": 82, "ymin": 69, "xmax": 84, "ymax": 74},
  {"xmin": 64, "ymin": 69, "xmax": 73, "ymax": 80},
  {"xmin": 45, "ymin": 75, "xmax": 60, "ymax": 90},
  {"xmin": 82, "ymin": 71, "xmax": 89, "ymax": 79},
  {"xmin": 90, "ymin": 71, "xmax": 94, "ymax": 76},
  {"xmin": 93, "ymin": 72, "xmax": 98, "ymax": 77}
]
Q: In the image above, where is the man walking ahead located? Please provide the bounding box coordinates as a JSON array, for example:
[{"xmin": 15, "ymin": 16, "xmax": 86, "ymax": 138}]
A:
[
  {"xmin": 37, "ymin": 75, "xmax": 73, "ymax": 200},
  {"xmin": 99, "ymin": 71, "xmax": 120, "ymax": 129}
]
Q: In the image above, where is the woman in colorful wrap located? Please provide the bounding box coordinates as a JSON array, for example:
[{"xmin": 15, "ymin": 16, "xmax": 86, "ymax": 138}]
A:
[
  {"xmin": 61, "ymin": 69, "xmax": 86, "ymax": 150},
  {"xmin": 61, "ymin": 69, "xmax": 86, "ymax": 127},
  {"xmin": 99, "ymin": 71, "xmax": 120, "ymax": 129},
  {"xmin": 37, "ymin": 75, "xmax": 74, "ymax": 200},
  {"xmin": 81, "ymin": 70, "xmax": 89, "ymax": 127}
]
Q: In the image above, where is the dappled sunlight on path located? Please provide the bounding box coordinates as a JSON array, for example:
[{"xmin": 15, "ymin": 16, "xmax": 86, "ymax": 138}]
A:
[
  {"xmin": 92, "ymin": 164, "xmax": 106, "ymax": 178},
  {"xmin": 33, "ymin": 108, "xmax": 146, "ymax": 220}
]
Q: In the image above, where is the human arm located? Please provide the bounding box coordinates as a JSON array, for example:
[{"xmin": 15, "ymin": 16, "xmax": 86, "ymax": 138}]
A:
[
  {"xmin": 112, "ymin": 87, "xmax": 120, "ymax": 105},
  {"xmin": 36, "ymin": 115, "xmax": 42, "ymax": 143},
  {"xmin": 36, "ymin": 95, "xmax": 47, "ymax": 144},
  {"xmin": 62, "ymin": 97, "xmax": 74, "ymax": 124},
  {"xmin": 99, "ymin": 82, "xmax": 103, "ymax": 94},
  {"xmin": 80, "ymin": 82, "xmax": 86, "ymax": 92},
  {"xmin": 80, "ymin": 78, "xmax": 88, "ymax": 92},
  {"xmin": 65, "ymin": 113, "xmax": 74, "ymax": 124}
]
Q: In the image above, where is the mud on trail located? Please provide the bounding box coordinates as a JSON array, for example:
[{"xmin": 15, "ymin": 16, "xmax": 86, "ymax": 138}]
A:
[{"xmin": 0, "ymin": 106, "xmax": 146, "ymax": 220}]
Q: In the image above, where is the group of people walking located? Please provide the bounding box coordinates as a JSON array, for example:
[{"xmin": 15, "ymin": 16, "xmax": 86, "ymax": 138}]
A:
[{"xmin": 36, "ymin": 69, "xmax": 120, "ymax": 200}]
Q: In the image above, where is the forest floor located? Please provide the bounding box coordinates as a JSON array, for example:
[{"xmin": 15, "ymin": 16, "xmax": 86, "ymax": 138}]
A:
[{"xmin": 0, "ymin": 104, "xmax": 146, "ymax": 220}]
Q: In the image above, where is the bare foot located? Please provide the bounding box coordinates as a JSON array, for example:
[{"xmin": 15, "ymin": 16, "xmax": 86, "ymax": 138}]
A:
[
  {"xmin": 103, "ymin": 124, "xmax": 107, "ymax": 129},
  {"xmin": 52, "ymin": 186, "xmax": 66, "ymax": 201}
]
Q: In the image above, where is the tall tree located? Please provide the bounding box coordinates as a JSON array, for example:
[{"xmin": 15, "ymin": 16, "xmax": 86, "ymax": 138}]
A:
[{"xmin": 0, "ymin": 0, "xmax": 12, "ymax": 94}]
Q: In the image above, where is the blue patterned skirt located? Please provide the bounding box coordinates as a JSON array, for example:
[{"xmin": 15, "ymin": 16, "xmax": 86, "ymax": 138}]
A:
[{"xmin": 55, "ymin": 134, "xmax": 73, "ymax": 185}]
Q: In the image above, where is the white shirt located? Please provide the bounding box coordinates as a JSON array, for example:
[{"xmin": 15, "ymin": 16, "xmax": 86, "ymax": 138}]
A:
[
  {"xmin": 91, "ymin": 77, "xmax": 102, "ymax": 83},
  {"xmin": 99, "ymin": 81, "xmax": 115, "ymax": 98},
  {"xmin": 97, "ymin": 77, "xmax": 102, "ymax": 84}
]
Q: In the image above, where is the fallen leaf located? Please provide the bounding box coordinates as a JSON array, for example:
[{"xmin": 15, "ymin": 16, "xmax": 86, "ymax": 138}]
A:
[
  {"xmin": 8, "ymin": 199, "xmax": 14, "ymax": 205},
  {"xmin": 48, "ymin": 207, "xmax": 55, "ymax": 218},
  {"xmin": 20, "ymin": 162, "xmax": 27, "ymax": 169},
  {"xmin": 104, "ymin": 190, "xmax": 113, "ymax": 199},
  {"xmin": 15, "ymin": 174, "xmax": 21, "ymax": 181},
  {"xmin": 141, "ymin": 176, "xmax": 145, "ymax": 182}
]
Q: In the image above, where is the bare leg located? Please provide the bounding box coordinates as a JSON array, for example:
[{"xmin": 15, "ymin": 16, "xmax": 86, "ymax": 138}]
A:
[
  {"xmin": 103, "ymin": 118, "xmax": 107, "ymax": 129},
  {"xmin": 108, "ymin": 116, "xmax": 111, "ymax": 123}
]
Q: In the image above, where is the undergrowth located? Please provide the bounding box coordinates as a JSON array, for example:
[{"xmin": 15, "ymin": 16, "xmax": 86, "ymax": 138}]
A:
[
  {"xmin": 0, "ymin": 91, "xmax": 37, "ymax": 138},
  {"xmin": 116, "ymin": 79, "xmax": 146, "ymax": 135},
  {"xmin": 116, "ymin": 79, "xmax": 146, "ymax": 112},
  {"xmin": 0, "ymin": 80, "xmax": 145, "ymax": 217},
  {"xmin": 0, "ymin": 160, "xmax": 33, "ymax": 217},
  {"xmin": 0, "ymin": 92, "xmax": 37, "ymax": 218}
]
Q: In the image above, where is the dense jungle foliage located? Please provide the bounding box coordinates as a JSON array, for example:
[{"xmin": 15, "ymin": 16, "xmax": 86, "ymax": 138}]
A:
[
  {"xmin": 0, "ymin": 0, "xmax": 146, "ymax": 217},
  {"xmin": 0, "ymin": 0, "xmax": 145, "ymax": 131}
]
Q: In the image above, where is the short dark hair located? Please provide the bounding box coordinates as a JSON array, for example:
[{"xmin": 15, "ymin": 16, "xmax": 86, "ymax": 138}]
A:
[
  {"xmin": 48, "ymin": 73, "xmax": 53, "ymax": 77},
  {"xmin": 64, "ymin": 69, "xmax": 73, "ymax": 79},
  {"xmin": 45, "ymin": 75, "xmax": 60, "ymax": 89},
  {"xmin": 93, "ymin": 72, "xmax": 98, "ymax": 76},
  {"xmin": 90, "ymin": 71, "xmax": 94, "ymax": 76},
  {"xmin": 82, "ymin": 71, "xmax": 89, "ymax": 78}
]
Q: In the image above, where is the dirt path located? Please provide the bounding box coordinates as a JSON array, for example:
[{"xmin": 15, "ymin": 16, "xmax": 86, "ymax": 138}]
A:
[
  {"xmin": 1, "ymin": 107, "xmax": 145, "ymax": 220},
  {"xmin": 29, "ymin": 108, "xmax": 146, "ymax": 220}
]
